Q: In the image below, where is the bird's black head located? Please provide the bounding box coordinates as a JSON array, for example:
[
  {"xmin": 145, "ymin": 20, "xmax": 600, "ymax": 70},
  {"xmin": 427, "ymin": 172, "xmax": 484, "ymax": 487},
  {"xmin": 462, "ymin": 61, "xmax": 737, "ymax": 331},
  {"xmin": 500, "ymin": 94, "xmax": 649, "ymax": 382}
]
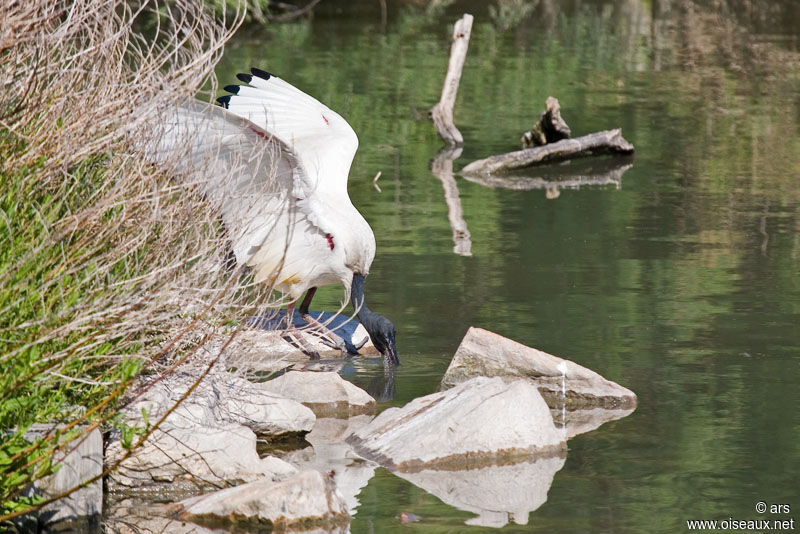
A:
[
  {"xmin": 351, "ymin": 273, "xmax": 399, "ymax": 366},
  {"xmin": 364, "ymin": 313, "xmax": 398, "ymax": 367}
]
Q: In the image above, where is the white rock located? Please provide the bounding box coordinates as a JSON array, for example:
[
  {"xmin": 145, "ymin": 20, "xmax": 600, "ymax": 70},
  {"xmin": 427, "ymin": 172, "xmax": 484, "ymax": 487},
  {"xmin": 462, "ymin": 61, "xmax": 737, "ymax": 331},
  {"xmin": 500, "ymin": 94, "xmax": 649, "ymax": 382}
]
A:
[
  {"xmin": 24, "ymin": 425, "xmax": 102, "ymax": 526},
  {"xmin": 177, "ymin": 470, "xmax": 350, "ymax": 529},
  {"xmin": 106, "ymin": 368, "xmax": 312, "ymax": 492},
  {"xmin": 442, "ymin": 327, "xmax": 637, "ymax": 410},
  {"xmin": 107, "ymin": 423, "xmax": 297, "ymax": 491},
  {"xmin": 347, "ymin": 376, "xmax": 565, "ymax": 471},
  {"xmin": 261, "ymin": 371, "xmax": 376, "ymax": 417},
  {"xmin": 131, "ymin": 369, "xmax": 316, "ymax": 437}
]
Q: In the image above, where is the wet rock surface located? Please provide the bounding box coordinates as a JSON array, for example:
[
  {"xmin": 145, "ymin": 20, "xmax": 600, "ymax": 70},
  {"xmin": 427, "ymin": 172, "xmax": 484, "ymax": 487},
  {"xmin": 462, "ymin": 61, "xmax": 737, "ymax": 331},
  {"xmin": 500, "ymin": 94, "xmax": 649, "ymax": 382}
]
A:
[
  {"xmin": 175, "ymin": 470, "xmax": 350, "ymax": 531},
  {"xmin": 261, "ymin": 371, "xmax": 376, "ymax": 417},
  {"xmin": 442, "ymin": 326, "xmax": 637, "ymax": 410},
  {"xmin": 347, "ymin": 376, "xmax": 566, "ymax": 471}
]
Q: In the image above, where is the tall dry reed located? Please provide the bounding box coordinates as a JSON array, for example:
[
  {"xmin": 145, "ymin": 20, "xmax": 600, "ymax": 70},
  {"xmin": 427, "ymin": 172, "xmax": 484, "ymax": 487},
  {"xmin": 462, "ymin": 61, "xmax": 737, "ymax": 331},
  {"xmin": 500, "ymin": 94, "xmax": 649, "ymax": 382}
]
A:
[{"xmin": 0, "ymin": 0, "xmax": 285, "ymax": 520}]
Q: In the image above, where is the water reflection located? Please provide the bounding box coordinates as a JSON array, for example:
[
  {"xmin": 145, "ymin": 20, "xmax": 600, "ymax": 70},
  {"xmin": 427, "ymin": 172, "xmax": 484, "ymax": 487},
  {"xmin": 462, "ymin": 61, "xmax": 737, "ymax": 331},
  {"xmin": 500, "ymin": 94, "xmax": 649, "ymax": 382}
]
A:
[
  {"xmin": 283, "ymin": 416, "xmax": 377, "ymax": 517},
  {"xmin": 215, "ymin": 0, "xmax": 800, "ymax": 531},
  {"xmin": 431, "ymin": 147, "xmax": 472, "ymax": 256},
  {"xmin": 397, "ymin": 456, "xmax": 566, "ymax": 528},
  {"xmin": 283, "ymin": 401, "xmax": 633, "ymax": 529},
  {"xmin": 460, "ymin": 158, "xmax": 633, "ymax": 196}
]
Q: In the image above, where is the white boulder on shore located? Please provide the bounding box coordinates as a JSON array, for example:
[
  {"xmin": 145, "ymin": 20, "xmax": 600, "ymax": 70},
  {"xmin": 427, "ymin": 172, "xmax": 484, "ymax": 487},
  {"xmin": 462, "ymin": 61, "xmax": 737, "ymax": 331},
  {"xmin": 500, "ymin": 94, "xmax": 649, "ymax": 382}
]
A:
[
  {"xmin": 106, "ymin": 368, "xmax": 314, "ymax": 492},
  {"xmin": 347, "ymin": 376, "xmax": 566, "ymax": 471},
  {"xmin": 195, "ymin": 321, "xmax": 379, "ymax": 374}
]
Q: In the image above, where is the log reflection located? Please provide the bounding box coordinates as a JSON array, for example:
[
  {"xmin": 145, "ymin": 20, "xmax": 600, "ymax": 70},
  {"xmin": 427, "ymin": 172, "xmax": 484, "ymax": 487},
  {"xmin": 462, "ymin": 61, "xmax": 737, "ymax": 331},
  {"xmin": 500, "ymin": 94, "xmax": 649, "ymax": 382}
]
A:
[
  {"xmin": 431, "ymin": 147, "xmax": 472, "ymax": 256},
  {"xmin": 461, "ymin": 158, "xmax": 634, "ymax": 198}
]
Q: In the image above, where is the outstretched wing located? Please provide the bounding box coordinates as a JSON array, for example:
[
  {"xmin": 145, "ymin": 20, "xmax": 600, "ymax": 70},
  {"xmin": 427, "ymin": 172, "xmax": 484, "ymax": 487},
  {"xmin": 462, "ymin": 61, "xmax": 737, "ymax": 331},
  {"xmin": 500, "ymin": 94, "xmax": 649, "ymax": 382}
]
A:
[
  {"xmin": 217, "ymin": 68, "xmax": 359, "ymax": 199},
  {"xmin": 145, "ymin": 99, "xmax": 305, "ymax": 267}
]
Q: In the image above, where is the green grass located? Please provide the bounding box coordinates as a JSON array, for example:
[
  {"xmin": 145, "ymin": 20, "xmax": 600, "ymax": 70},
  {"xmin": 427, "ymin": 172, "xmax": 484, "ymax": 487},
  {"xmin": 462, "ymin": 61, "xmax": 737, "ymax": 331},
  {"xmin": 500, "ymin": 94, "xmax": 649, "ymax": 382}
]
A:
[{"xmin": 0, "ymin": 154, "xmax": 148, "ymax": 516}]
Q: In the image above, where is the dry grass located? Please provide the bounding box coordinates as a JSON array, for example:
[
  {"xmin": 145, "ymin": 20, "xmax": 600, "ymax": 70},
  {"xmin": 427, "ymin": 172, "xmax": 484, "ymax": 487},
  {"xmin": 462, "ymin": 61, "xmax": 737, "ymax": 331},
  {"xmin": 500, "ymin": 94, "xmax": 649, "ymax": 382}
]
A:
[{"xmin": 0, "ymin": 0, "xmax": 292, "ymax": 519}]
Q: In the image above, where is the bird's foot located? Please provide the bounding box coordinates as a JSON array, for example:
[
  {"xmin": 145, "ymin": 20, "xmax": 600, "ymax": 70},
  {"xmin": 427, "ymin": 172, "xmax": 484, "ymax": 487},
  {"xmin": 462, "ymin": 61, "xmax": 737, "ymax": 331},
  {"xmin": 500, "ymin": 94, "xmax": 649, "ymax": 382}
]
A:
[
  {"xmin": 281, "ymin": 329, "xmax": 321, "ymax": 360},
  {"xmin": 301, "ymin": 313, "xmax": 360, "ymax": 356}
]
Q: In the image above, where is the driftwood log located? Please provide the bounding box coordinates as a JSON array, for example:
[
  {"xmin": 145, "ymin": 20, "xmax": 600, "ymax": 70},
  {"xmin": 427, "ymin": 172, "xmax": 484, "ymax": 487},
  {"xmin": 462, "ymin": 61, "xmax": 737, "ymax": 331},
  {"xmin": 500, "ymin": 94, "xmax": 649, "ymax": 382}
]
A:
[
  {"xmin": 430, "ymin": 14, "xmax": 473, "ymax": 147},
  {"xmin": 461, "ymin": 128, "xmax": 634, "ymax": 176}
]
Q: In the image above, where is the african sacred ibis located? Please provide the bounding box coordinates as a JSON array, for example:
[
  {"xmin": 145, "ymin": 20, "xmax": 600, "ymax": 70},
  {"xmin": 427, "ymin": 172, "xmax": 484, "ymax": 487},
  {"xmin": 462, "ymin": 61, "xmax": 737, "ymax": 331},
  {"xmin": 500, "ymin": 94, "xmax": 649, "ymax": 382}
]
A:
[{"xmin": 154, "ymin": 68, "xmax": 398, "ymax": 365}]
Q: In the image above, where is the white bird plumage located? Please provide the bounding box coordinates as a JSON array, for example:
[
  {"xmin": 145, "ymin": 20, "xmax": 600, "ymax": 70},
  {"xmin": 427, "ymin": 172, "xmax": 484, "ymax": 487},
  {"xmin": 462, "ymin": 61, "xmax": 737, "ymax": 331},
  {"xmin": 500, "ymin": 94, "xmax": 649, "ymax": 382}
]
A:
[{"xmin": 148, "ymin": 67, "xmax": 398, "ymax": 364}]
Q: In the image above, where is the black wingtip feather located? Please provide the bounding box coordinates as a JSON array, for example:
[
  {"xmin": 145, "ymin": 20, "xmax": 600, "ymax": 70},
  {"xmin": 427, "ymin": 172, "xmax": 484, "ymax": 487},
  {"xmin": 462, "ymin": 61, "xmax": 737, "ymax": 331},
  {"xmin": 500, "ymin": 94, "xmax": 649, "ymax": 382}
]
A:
[
  {"xmin": 223, "ymin": 84, "xmax": 240, "ymax": 95},
  {"xmin": 216, "ymin": 95, "xmax": 231, "ymax": 108},
  {"xmin": 251, "ymin": 67, "xmax": 273, "ymax": 80},
  {"xmin": 236, "ymin": 73, "xmax": 252, "ymax": 84}
]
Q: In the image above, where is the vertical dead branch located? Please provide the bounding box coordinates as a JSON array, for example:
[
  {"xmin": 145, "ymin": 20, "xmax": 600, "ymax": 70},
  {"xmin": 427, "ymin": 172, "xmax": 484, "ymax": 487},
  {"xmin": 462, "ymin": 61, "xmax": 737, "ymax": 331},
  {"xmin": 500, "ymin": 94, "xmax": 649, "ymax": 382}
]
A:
[{"xmin": 430, "ymin": 13, "xmax": 473, "ymax": 147}]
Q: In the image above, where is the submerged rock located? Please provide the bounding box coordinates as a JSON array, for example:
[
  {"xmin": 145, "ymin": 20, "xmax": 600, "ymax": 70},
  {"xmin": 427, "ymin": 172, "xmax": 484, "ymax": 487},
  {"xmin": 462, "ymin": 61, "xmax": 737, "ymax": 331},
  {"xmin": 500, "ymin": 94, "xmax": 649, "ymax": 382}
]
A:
[
  {"xmin": 261, "ymin": 371, "xmax": 376, "ymax": 418},
  {"xmin": 106, "ymin": 369, "xmax": 313, "ymax": 494},
  {"xmin": 441, "ymin": 327, "xmax": 637, "ymax": 410},
  {"xmin": 347, "ymin": 376, "xmax": 565, "ymax": 471},
  {"xmin": 176, "ymin": 470, "xmax": 350, "ymax": 531}
]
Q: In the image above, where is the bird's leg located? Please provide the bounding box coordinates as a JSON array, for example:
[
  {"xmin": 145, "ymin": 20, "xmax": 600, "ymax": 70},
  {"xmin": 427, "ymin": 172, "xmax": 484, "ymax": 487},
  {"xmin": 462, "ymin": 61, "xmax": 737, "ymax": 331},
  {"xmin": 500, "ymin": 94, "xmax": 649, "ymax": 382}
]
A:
[
  {"xmin": 298, "ymin": 287, "xmax": 358, "ymax": 356},
  {"xmin": 297, "ymin": 288, "xmax": 316, "ymax": 316},
  {"xmin": 285, "ymin": 301, "xmax": 296, "ymax": 329},
  {"xmin": 281, "ymin": 299, "xmax": 320, "ymax": 360}
]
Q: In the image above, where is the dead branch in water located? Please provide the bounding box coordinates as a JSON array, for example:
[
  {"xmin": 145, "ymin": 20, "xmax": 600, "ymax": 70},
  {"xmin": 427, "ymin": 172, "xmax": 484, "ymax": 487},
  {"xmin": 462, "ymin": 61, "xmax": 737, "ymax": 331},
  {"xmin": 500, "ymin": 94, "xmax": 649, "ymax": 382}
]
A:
[{"xmin": 430, "ymin": 13, "xmax": 473, "ymax": 147}]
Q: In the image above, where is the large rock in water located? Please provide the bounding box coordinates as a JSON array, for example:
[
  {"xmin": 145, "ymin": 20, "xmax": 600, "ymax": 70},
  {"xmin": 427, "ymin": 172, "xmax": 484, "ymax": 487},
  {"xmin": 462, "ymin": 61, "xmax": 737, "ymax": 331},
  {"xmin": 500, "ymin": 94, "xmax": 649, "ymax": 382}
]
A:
[
  {"xmin": 176, "ymin": 470, "xmax": 350, "ymax": 531},
  {"xmin": 347, "ymin": 376, "xmax": 565, "ymax": 471},
  {"xmin": 441, "ymin": 327, "xmax": 637, "ymax": 410},
  {"xmin": 261, "ymin": 371, "xmax": 376, "ymax": 417}
]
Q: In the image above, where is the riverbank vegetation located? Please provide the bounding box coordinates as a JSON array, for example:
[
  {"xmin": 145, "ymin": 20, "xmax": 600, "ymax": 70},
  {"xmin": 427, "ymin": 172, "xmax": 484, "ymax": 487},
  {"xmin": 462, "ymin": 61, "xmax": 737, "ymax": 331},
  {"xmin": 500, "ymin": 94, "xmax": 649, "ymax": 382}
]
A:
[{"xmin": 0, "ymin": 0, "xmax": 270, "ymax": 521}]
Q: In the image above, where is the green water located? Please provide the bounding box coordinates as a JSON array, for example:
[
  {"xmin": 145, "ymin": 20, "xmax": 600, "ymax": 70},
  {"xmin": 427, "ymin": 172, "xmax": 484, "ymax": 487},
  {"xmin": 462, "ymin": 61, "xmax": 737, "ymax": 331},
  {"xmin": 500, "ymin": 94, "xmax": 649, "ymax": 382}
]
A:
[{"xmin": 217, "ymin": 1, "xmax": 800, "ymax": 532}]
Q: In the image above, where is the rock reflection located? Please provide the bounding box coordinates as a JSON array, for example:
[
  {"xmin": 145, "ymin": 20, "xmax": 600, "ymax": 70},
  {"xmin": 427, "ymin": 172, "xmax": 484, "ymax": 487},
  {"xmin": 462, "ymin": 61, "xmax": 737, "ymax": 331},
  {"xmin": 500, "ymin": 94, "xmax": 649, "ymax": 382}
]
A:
[
  {"xmin": 397, "ymin": 455, "xmax": 566, "ymax": 528},
  {"xmin": 555, "ymin": 406, "xmax": 637, "ymax": 440},
  {"xmin": 279, "ymin": 405, "xmax": 634, "ymax": 528},
  {"xmin": 282, "ymin": 416, "xmax": 377, "ymax": 516}
]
